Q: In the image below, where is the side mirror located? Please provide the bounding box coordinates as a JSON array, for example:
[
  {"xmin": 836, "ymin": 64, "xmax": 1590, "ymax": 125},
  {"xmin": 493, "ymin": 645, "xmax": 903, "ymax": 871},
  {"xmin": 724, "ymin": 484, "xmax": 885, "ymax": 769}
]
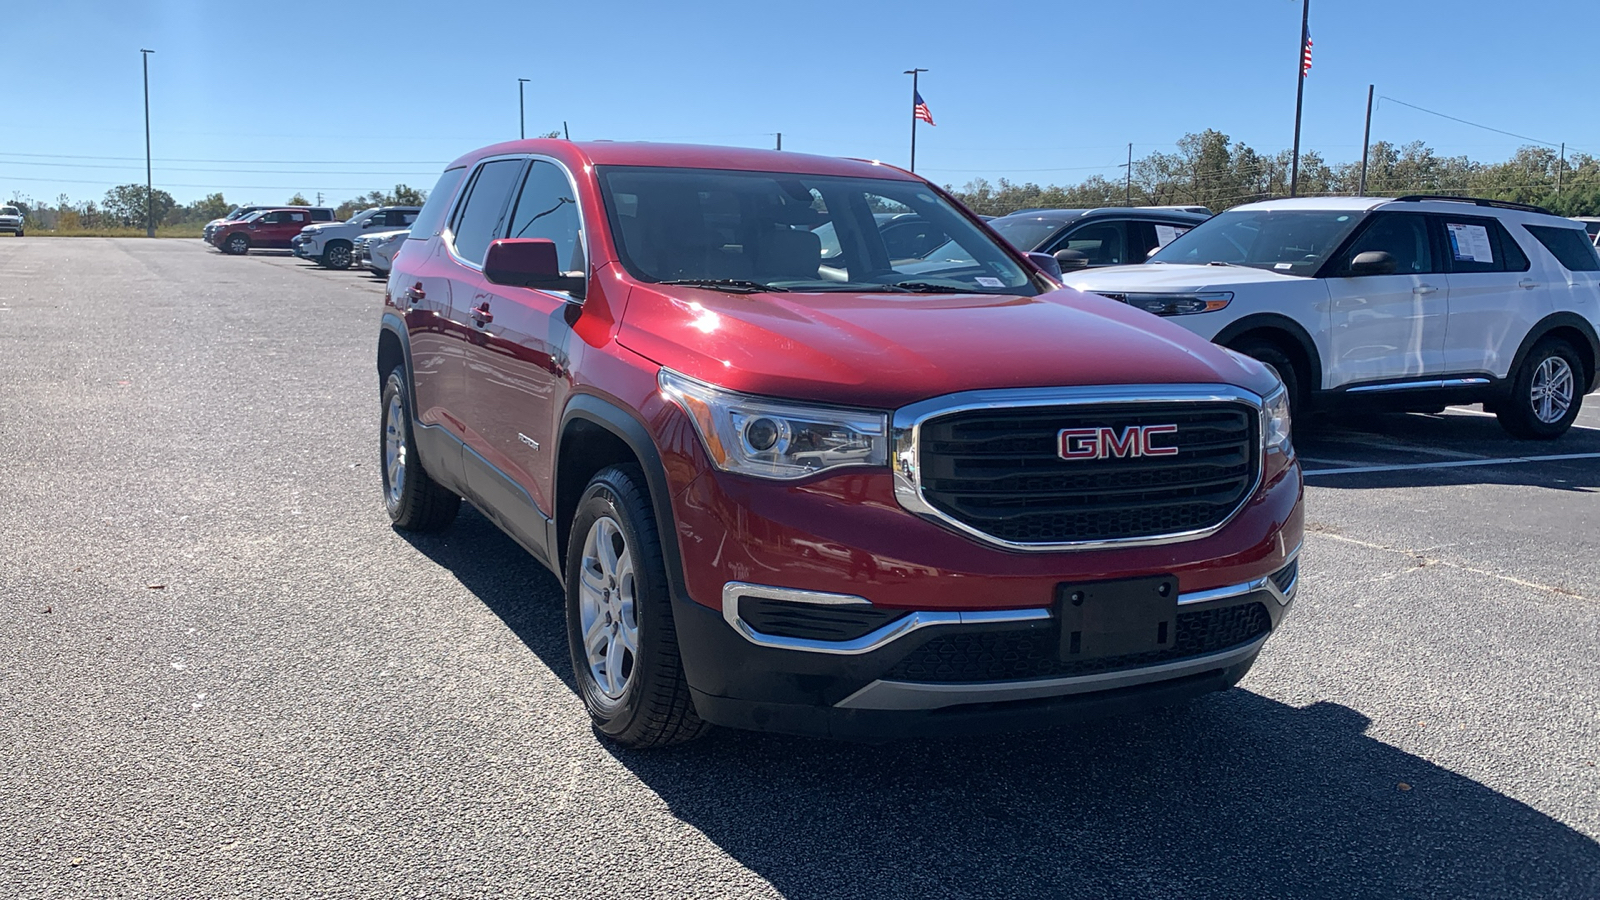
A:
[
  {"xmin": 1053, "ymin": 248, "xmax": 1090, "ymax": 271},
  {"xmin": 1026, "ymin": 251, "xmax": 1063, "ymax": 281},
  {"xmin": 362, "ymin": 219, "xmax": 377, "ymax": 228},
  {"xmin": 1348, "ymin": 250, "xmax": 1397, "ymax": 276},
  {"xmin": 484, "ymin": 238, "xmax": 586, "ymax": 297}
]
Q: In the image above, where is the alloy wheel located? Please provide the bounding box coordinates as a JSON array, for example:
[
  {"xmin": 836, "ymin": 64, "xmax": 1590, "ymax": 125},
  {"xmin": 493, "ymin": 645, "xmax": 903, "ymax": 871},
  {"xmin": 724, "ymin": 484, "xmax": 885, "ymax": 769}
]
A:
[
  {"xmin": 1530, "ymin": 356, "xmax": 1575, "ymax": 424},
  {"xmin": 383, "ymin": 391, "xmax": 407, "ymax": 507},
  {"xmin": 577, "ymin": 515, "xmax": 639, "ymax": 704}
]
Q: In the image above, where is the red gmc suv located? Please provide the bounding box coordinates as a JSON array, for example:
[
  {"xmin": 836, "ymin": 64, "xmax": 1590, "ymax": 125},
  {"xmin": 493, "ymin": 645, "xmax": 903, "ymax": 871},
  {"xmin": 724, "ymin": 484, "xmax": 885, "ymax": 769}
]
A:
[
  {"xmin": 377, "ymin": 140, "xmax": 1304, "ymax": 746},
  {"xmin": 209, "ymin": 208, "xmax": 317, "ymax": 255}
]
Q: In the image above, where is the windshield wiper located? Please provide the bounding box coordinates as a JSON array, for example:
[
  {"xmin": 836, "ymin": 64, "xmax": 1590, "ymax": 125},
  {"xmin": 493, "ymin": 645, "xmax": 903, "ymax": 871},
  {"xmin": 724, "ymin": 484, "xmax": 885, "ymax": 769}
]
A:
[
  {"xmin": 884, "ymin": 281, "xmax": 980, "ymax": 293},
  {"xmin": 657, "ymin": 278, "xmax": 788, "ymax": 293}
]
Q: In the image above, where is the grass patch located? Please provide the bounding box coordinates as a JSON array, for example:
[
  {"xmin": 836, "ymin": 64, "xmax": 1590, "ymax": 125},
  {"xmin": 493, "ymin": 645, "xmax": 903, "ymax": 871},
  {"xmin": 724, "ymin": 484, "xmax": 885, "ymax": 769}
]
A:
[{"xmin": 10, "ymin": 226, "xmax": 204, "ymax": 239}]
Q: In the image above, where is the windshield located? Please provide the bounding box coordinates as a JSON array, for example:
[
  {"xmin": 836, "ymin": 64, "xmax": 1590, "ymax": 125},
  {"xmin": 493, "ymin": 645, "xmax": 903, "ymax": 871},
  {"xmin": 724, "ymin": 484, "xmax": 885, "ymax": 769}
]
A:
[
  {"xmin": 0, "ymin": 207, "xmax": 19, "ymax": 216},
  {"xmin": 988, "ymin": 217, "xmax": 1067, "ymax": 251},
  {"xmin": 1150, "ymin": 208, "xmax": 1366, "ymax": 275},
  {"xmin": 596, "ymin": 166, "xmax": 1039, "ymax": 295}
]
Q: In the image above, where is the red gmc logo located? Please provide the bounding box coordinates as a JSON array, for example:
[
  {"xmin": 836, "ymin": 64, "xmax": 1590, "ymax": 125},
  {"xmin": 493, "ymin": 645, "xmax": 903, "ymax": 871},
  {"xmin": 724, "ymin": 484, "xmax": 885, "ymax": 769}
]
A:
[{"xmin": 1058, "ymin": 425, "xmax": 1179, "ymax": 460}]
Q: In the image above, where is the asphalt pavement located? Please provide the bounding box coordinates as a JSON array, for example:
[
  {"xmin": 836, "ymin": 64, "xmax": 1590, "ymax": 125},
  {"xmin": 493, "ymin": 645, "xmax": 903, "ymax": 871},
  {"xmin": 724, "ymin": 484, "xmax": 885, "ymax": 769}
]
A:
[{"xmin": 1, "ymin": 238, "xmax": 1596, "ymax": 899}]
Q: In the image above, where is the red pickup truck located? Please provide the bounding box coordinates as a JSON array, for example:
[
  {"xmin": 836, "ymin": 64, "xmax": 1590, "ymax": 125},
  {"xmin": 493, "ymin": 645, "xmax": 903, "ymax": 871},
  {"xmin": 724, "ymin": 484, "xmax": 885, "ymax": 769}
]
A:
[
  {"xmin": 209, "ymin": 208, "xmax": 315, "ymax": 255},
  {"xmin": 376, "ymin": 140, "xmax": 1304, "ymax": 746}
]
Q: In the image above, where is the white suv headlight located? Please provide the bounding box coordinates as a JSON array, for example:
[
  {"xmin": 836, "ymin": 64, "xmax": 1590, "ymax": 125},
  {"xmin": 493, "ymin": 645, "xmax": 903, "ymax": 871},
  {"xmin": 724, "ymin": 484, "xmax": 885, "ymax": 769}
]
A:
[
  {"xmin": 659, "ymin": 369, "xmax": 888, "ymax": 480},
  {"xmin": 1263, "ymin": 385, "xmax": 1292, "ymax": 453}
]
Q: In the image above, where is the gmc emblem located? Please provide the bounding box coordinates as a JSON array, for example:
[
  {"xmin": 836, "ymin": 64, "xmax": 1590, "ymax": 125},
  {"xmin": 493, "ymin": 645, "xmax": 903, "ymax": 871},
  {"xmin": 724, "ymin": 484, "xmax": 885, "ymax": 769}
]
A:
[{"xmin": 1059, "ymin": 425, "xmax": 1179, "ymax": 460}]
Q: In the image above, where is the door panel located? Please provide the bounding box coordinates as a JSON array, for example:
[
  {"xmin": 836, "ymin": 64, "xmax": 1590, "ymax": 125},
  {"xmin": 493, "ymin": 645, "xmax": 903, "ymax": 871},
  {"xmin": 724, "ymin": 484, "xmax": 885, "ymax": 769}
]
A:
[
  {"xmin": 1325, "ymin": 212, "xmax": 1447, "ymax": 386},
  {"xmin": 1440, "ymin": 216, "xmax": 1544, "ymax": 378},
  {"xmin": 397, "ymin": 241, "xmax": 464, "ymax": 433}
]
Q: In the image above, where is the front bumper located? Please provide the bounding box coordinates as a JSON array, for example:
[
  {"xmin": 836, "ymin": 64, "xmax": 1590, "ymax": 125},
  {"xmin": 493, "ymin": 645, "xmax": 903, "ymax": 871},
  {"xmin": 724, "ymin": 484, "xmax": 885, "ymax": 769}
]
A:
[
  {"xmin": 675, "ymin": 558, "xmax": 1295, "ymax": 740},
  {"xmin": 291, "ymin": 236, "xmax": 321, "ymax": 258}
]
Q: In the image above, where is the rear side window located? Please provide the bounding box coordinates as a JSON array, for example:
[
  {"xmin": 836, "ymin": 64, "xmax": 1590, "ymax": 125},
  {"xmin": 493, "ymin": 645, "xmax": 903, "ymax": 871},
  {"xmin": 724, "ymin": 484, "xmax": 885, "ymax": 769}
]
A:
[
  {"xmin": 409, "ymin": 168, "xmax": 466, "ymax": 241},
  {"xmin": 449, "ymin": 160, "xmax": 524, "ymax": 264},
  {"xmin": 1440, "ymin": 216, "xmax": 1528, "ymax": 273},
  {"xmin": 1524, "ymin": 224, "xmax": 1600, "ymax": 272},
  {"xmin": 310, "ymin": 209, "xmax": 334, "ymax": 221}
]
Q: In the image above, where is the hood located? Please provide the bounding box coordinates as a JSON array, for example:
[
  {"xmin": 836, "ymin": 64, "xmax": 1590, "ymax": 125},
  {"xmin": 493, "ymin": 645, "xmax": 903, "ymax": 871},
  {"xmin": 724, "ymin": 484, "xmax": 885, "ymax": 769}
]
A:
[
  {"xmin": 1066, "ymin": 262, "xmax": 1310, "ymax": 293},
  {"xmin": 617, "ymin": 285, "xmax": 1277, "ymax": 409}
]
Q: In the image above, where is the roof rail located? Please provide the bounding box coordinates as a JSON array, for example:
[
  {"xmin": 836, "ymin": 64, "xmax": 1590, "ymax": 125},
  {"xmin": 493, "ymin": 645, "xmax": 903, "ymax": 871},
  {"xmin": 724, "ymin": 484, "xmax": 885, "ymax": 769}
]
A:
[{"xmin": 1391, "ymin": 194, "xmax": 1555, "ymax": 216}]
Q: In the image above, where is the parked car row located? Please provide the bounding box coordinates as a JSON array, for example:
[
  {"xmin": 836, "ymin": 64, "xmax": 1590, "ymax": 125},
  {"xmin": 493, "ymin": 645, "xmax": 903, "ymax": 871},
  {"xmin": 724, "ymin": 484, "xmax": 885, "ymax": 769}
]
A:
[{"xmin": 204, "ymin": 203, "xmax": 418, "ymax": 275}]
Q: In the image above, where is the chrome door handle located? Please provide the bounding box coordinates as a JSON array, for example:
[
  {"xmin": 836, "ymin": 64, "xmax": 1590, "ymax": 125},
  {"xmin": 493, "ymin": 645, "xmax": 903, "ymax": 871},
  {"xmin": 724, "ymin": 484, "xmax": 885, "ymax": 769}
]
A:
[
  {"xmin": 470, "ymin": 304, "xmax": 494, "ymax": 326},
  {"xmin": 1413, "ymin": 285, "xmax": 1439, "ymax": 295},
  {"xmin": 1518, "ymin": 279, "xmax": 1539, "ymax": 290},
  {"xmin": 401, "ymin": 283, "xmax": 426, "ymax": 307}
]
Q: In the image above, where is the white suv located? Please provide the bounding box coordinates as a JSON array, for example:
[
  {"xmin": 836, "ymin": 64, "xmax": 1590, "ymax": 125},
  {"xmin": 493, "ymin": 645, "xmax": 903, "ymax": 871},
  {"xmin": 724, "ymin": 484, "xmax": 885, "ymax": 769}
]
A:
[
  {"xmin": 292, "ymin": 206, "xmax": 419, "ymax": 270},
  {"xmin": 1067, "ymin": 196, "xmax": 1600, "ymax": 438}
]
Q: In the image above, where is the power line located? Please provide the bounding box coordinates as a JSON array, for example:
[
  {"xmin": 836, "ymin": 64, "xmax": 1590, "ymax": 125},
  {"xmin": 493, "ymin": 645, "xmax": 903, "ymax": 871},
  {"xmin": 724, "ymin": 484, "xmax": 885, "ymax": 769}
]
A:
[
  {"xmin": 0, "ymin": 159, "xmax": 440, "ymax": 176},
  {"xmin": 0, "ymin": 151, "xmax": 448, "ymax": 165},
  {"xmin": 0, "ymin": 175, "xmax": 421, "ymax": 191},
  {"xmin": 1376, "ymin": 96, "xmax": 1566, "ymax": 151}
]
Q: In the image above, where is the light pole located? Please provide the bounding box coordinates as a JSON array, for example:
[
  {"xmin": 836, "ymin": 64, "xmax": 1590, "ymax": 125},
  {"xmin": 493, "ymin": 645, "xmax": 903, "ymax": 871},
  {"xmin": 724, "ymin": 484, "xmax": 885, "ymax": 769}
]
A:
[
  {"xmin": 141, "ymin": 48, "xmax": 155, "ymax": 237},
  {"xmin": 518, "ymin": 78, "xmax": 530, "ymax": 139},
  {"xmin": 903, "ymin": 67, "xmax": 927, "ymax": 173}
]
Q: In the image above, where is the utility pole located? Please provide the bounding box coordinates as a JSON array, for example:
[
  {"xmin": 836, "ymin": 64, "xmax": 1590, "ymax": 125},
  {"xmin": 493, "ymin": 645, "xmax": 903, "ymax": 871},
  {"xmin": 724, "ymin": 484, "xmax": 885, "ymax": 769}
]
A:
[
  {"xmin": 1358, "ymin": 84, "xmax": 1374, "ymax": 195},
  {"xmin": 1289, "ymin": 0, "xmax": 1309, "ymax": 197},
  {"xmin": 1558, "ymin": 142, "xmax": 1565, "ymax": 195},
  {"xmin": 517, "ymin": 78, "xmax": 530, "ymax": 140},
  {"xmin": 775, "ymin": 132, "xmax": 782, "ymax": 151},
  {"xmin": 316, "ymin": 192, "xmax": 324, "ymax": 206},
  {"xmin": 1121, "ymin": 143, "xmax": 1133, "ymax": 206},
  {"xmin": 904, "ymin": 67, "xmax": 927, "ymax": 173},
  {"xmin": 141, "ymin": 48, "xmax": 155, "ymax": 237}
]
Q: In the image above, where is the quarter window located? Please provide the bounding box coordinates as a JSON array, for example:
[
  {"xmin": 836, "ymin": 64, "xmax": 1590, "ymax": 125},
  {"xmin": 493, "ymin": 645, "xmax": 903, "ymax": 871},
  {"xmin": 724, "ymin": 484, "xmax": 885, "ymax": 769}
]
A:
[
  {"xmin": 1341, "ymin": 213, "xmax": 1434, "ymax": 275},
  {"xmin": 450, "ymin": 159, "xmax": 525, "ymax": 266},
  {"xmin": 408, "ymin": 167, "xmax": 466, "ymax": 240},
  {"xmin": 1523, "ymin": 224, "xmax": 1600, "ymax": 272},
  {"xmin": 506, "ymin": 160, "xmax": 584, "ymax": 272}
]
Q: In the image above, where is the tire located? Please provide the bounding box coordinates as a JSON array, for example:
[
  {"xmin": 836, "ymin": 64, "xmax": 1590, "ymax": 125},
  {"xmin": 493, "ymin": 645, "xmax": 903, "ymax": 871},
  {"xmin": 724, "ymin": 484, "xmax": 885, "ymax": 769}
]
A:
[
  {"xmin": 565, "ymin": 465, "xmax": 709, "ymax": 748},
  {"xmin": 323, "ymin": 241, "xmax": 353, "ymax": 269},
  {"xmin": 224, "ymin": 233, "xmax": 250, "ymax": 255},
  {"xmin": 1496, "ymin": 338, "xmax": 1585, "ymax": 439},
  {"xmin": 380, "ymin": 367, "xmax": 461, "ymax": 531},
  {"xmin": 1231, "ymin": 337, "xmax": 1305, "ymax": 424}
]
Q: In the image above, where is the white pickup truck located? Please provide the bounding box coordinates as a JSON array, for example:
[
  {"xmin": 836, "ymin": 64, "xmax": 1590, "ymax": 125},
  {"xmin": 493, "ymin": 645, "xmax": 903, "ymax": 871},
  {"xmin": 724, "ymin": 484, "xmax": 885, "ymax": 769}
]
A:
[{"xmin": 291, "ymin": 206, "xmax": 419, "ymax": 269}]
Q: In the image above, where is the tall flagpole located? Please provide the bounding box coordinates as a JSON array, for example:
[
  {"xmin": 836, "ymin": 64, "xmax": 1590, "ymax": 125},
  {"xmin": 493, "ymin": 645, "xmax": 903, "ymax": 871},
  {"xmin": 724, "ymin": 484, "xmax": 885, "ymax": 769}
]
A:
[
  {"xmin": 904, "ymin": 67, "xmax": 926, "ymax": 173},
  {"xmin": 1289, "ymin": 0, "xmax": 1309, "ymax": 197}
]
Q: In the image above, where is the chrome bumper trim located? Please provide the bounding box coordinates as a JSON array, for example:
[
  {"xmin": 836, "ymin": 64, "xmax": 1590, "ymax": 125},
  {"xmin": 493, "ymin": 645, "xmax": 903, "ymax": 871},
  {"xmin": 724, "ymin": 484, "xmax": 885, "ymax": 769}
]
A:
[
  {"xmin": 721, "ymin": 582, "xmax": 1049, "ymax": 656},
  {"xmin": 1178, "ymin": 543, "xmax": 1300, "ymax": 608},
  {"xmin": 835, "ymin": 635, "xmax": 1268, "ymax": 711}
]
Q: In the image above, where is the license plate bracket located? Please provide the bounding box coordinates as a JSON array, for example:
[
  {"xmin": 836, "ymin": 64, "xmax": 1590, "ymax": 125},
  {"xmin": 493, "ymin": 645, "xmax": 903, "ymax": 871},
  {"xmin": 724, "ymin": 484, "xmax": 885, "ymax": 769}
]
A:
[{"xmin": 1057, "ymin": 575, "xmax": 1179, "ymax": 661}]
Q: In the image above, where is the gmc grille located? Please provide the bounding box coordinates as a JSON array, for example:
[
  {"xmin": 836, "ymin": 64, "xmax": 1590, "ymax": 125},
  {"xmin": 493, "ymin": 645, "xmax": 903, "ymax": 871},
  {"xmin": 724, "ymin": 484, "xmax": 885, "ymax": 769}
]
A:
[{"xmin": 916, "ymin": 402, "xmax": 1259, "ymax": 544}]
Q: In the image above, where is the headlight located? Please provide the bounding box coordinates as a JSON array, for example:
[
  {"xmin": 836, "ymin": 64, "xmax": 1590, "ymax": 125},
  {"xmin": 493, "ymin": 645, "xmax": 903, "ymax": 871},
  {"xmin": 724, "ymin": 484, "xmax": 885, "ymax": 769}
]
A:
[
  {"xmin": 659, "ymin": 369, "xmax": 888, "ymax": 480},
  {"xmin": 1116, "ymin": 291, "xmax": 1232, "ymax": 316},
  {"xmin": 1263, "ymin": 384, "xmax": 1291, "ymax": 453}
]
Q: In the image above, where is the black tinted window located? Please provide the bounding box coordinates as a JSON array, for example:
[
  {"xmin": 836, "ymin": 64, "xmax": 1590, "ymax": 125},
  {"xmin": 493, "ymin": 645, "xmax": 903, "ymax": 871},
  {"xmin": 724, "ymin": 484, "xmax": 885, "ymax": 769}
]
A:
[
  {"xmin": 1524, "ymin": 224, "xmax": 1600, "ymax": 272},
  {"xmin": 1342, "ymin": 213, "xmax": 1434, "ymax": 274},
  {"xmin": 1442, "ymin": 217, "xmax": 1523, "ymax": 273},
  {"xmin": 450, "ymin": 160, "xmax": 524, "ymax": 265},
  {"xmin": 1058, "ymin": 221, "xmax": 1127, "ymax": 266},
  {"xmin": 409, "ymin": 168, "xmax": 466, "ymax": 240},
  {"xmin": 310, "ymin": 209, "xmax": 334, "ymax": 221},
  {"xmin": 508, "ymin": 160, "xmax": 584, "ymax": 272}
]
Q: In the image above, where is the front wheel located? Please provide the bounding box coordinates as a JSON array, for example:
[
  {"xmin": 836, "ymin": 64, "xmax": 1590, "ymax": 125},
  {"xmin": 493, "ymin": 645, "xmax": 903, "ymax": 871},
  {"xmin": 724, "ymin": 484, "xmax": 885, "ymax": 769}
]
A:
[
  {"xmin": 566, "ymin": 465, "xmax": 709, "ymax": 748},
  {"xmin": 1497, "ymin": 339, "xmax": 1584, "ymax": 439},
  {"xmin": 224, "ymin": 233, "xmax": 250, "ymax": 255},
  {"xmin": 323, "ymin": 241, "xmax": 352, "ymax": 269},
  {"xmin": 1231, "ymin": 338, "xmax": 1305, "ymax": 425}
]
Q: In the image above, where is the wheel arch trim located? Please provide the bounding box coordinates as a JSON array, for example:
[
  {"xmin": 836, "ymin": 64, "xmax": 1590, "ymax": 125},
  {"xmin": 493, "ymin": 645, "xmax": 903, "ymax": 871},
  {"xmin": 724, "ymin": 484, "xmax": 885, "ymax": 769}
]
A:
[
  {"xmin": 1212, "ymin": 314, "xmax": 1325, "ymax": 394},
  {"xmin": 1505, "ymin": 312, "xmax": 1600, "ymax": 394}
]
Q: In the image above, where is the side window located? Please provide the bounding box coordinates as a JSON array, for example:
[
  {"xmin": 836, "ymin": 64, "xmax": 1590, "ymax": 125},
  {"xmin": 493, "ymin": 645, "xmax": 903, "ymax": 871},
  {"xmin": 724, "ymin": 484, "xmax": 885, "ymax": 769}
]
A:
[
  {"xmin": 410, "ymin": 168, "xmax": 467, "ymax": 241},
  {"xmin": 1125, "ymin": 221, "xmax": 1190, "ymax": 263},
  {"xmin": 289, "ymin": 212, "xmax": 307, "ymax": 225},
  {"xmin": 449, "ymin": 159, "xmax": 526, "ymax": 266},
  {"xmin": 262, "ymin": 212, "xmax": 286, "ymax": 224},
  {"xmin": 507, "ymin": 160, "xmax": 584, "ymax": 273},
  {"xmin": 1341, "ymin": 213, "xmax": 1434, "ymax": 275},
  {"xmin": 1057, "ymin": 221, "xmax": 1127, "ymax": 266},
  {"xmin": 311, "ymin": 209, "xmax": 333, "ymax": 221},
  {"xmin": 1441, "ymin": 216, "xmax": 1522, "ymax": 273},
  {"xmin": 1523, "ymin": 224, "xmax": 1600, "ymax": 272}
]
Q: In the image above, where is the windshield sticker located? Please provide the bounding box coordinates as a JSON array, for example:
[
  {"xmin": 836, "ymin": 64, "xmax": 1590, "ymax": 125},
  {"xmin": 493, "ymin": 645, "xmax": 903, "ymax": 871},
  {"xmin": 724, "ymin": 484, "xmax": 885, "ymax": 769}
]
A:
[
  {"xmin": 1154, "ymin": 225, "xmax": 1185, "ymax": 247},
  {"xmin": 1447, "ymin": 223, "xmax": 1494, "ymax": 263},
  {"xmin": 974, "ymin": 276, "xmax": 1005, "ymax": 288},
  {"xmin": 1275, "ymin": 262, "xmax": 1294, "ymax": 270}
]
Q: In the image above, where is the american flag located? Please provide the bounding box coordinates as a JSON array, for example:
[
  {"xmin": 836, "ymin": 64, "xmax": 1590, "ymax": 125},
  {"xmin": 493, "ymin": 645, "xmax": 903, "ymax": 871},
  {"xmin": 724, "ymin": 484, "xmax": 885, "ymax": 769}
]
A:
[
  {"xmin": 914, "ymin": 91, "xmax": 936, "ymax": 126},
  {"xmin": 1301, "ymin": 29, "xmax": 1313, "ymax": 76}
]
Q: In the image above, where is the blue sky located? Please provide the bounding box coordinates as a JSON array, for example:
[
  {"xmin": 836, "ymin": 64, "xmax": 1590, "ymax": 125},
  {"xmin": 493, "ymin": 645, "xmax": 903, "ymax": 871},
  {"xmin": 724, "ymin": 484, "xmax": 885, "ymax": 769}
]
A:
[{"xmin": 4, "ymin": 0, "xmax": 1597, "ymax": 208}]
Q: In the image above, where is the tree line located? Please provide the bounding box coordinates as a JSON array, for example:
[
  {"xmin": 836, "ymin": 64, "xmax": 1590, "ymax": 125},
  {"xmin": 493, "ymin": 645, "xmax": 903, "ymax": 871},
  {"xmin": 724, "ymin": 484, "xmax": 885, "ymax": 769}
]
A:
[
  {"xmin": 945, "ymin": 130, "xmax": 1600, "ymax": 218},
  {"xmin": 4, "ymin": 183, "xmax": 428, "ymax": 232}
]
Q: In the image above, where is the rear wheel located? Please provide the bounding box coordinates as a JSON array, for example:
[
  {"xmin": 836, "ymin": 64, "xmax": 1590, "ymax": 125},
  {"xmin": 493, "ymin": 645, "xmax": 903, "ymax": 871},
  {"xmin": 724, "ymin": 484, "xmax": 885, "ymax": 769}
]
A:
[
  {"xmin": 381, "ymin": 367, "xmax": 460, "ymax": 530},
  {"xmin": 565, "ymin": 465, "xmax": 709, "ymax": 748},
  {"xmin": 224, "ymin": 233, "xmax": 250, "ymax": 255},
  {"xmin": 323, "ymin": 241, "xmax": 353, "ymax": 269},
  {"xmin": 1496, "ymin": 338, "xmax": 1584, "ymax": 439}
]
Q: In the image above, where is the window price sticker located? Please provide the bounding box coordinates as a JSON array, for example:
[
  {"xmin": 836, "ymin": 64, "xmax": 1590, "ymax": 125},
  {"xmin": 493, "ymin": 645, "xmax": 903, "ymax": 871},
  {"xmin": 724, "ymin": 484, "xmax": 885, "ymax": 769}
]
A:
[{"xmin": 1447, "ymin": 223, "xmax": 1494, "ymax": 263}]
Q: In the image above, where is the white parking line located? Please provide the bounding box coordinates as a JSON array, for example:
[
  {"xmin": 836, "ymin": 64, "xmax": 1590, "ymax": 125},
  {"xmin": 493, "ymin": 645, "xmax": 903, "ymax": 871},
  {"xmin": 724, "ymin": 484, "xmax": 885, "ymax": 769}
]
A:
[{"xmin": 1303, "ymin": 452, "xmax": 1600, "ymax": 477}]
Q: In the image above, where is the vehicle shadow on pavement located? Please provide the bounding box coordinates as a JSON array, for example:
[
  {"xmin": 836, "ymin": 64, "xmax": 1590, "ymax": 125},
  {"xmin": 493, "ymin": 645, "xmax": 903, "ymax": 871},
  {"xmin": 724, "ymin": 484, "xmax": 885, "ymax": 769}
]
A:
[{"xmin": 402, "ymin": 508, "xmax": 1600, "ymax": 900}]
